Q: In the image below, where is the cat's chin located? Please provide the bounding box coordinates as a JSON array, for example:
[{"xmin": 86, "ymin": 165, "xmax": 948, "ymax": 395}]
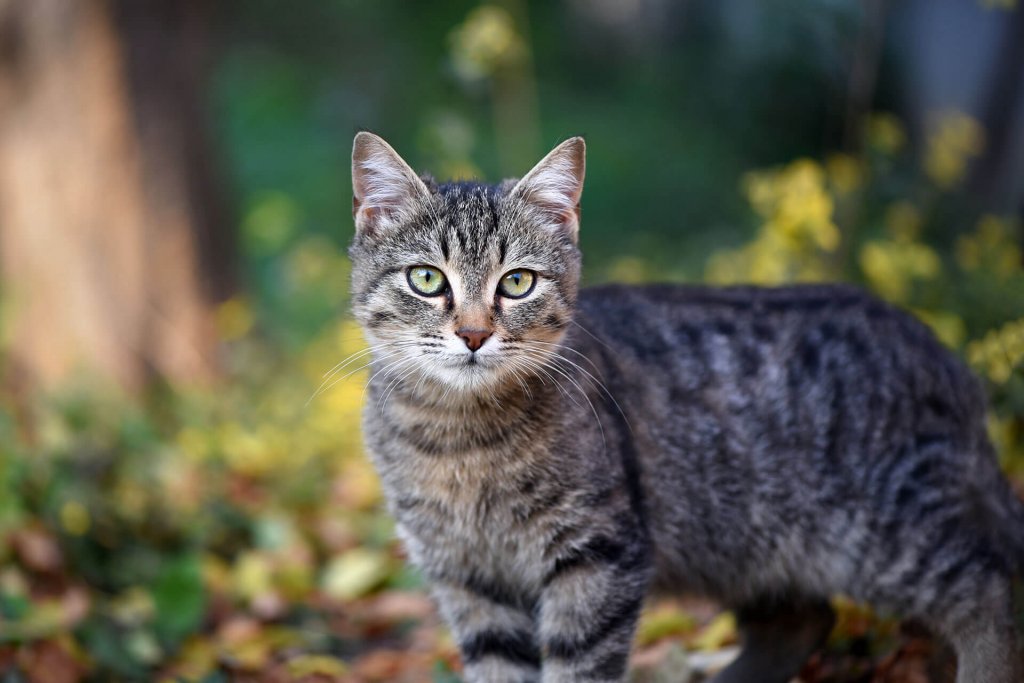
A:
[{"xmin": 423, "ymin": 356, "xmax": 518, "ymax": 394}]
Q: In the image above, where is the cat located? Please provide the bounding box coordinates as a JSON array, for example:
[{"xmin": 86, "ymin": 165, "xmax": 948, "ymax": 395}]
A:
[{"xmin": 347, "ymin": 131, "xmax": 1024, "ymax": 683}]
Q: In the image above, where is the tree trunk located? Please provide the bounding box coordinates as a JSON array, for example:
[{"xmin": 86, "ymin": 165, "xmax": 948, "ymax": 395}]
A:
[
  {"xmin": 966, "ymin": 2, "xmax": 1024, "ymax": 212},
  {"xmin": 0, "ymin": 0, "xmax": 234, "ymax": 393}
]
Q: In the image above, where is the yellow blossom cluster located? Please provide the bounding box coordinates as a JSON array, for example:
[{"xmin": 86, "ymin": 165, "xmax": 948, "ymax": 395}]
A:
[
  {"xmin": 955, "ymin": 214, "xmax": 1022, "ymax": 277},
  {"xmin": 967, "ymin": 317, "xmax": 1024, "ymax": 384},
  {"xmin": 825, "ymin": 153, "xmax": 865, "ymax": 196},
  {"xmin": 706, "ymin": 159, "xmax": 839, "ymax": 284},
  {"xmin": 924, "ymin": 111, "xmax": 985, "ymax": 188},
  {"xmin": 910, "ymin": 308, "xmax": 966, "ymax": 349},
  {"xmin": 448, "ymin": 5, "xmax": 525, "ymax": 81},
  {"xmin": 859, "ymin": 202, "xmax": 942, "ymax": 303},
  {"xmin": 988, "ymin": 416, "xmax": 1024, "ymax": 475}
]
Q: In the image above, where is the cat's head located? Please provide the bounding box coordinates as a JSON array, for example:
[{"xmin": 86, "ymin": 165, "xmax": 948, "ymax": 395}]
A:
[{"xmin": 348, "ymin": 132, "xmax": 584, "ymax": 394}]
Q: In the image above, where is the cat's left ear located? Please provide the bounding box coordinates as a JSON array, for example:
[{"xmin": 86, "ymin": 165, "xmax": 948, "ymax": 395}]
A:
[
  {"xmin": 352, "ymin": 131, "xmax": 431, "ymax": 237},
  {"xmin": 510, "ymin": 137, "xmax": 585, "ymax": 243}
]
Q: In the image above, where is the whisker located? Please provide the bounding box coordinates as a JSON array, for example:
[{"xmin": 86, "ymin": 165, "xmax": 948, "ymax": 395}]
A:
[
  {"xmin": 364, "ymin": 354, "xmax": 424, "ymax": 406},
  {"xmin": 571, "ymin": 319, "xmax": 616, "ymax": 354},
  {"xmin": 515, "ymin": 352, "xmax": 579, "ymax": 407},
  {"xmin": 545, "ymin": 352, "xmax": 634, "ymax": 436},
  {"xmin": 503, "ymin": 357, "xmax": 534, "ymax": 399},
  {"xmin": 521, "ymin": 349, "xmax": 607, "ymax": 452},
  {"xmin": 316, "ymin": 340, "xmax": 420, "ymax": 384},
  {"xmin": 306, "ymin": 346, "xmax": 411, "ymax": 406},
  {"xmin": 378, "ymin": 358, "xmax": 428, "ymax": 413},
  {"xmin": 515, "ymin": 339, "xmax": 604, "ymax": 375}
]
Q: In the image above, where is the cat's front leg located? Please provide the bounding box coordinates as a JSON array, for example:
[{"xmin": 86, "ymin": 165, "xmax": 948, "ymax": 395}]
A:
[
  {"xmin": 538, "ymin": 531, "xmax": 652, "ymax": 682},
  {"xmin": 431, "ymin": 582, "xmax": 541, "ymax": 683}
]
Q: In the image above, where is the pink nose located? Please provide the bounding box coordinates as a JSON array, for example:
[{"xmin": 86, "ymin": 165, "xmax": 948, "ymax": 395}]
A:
[{"xmin": 457, "ymin": 328, "xmax": 492, "ymax": 352}]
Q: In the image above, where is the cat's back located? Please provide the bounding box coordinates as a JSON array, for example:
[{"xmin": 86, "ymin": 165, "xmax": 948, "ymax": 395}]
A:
[
  {"xmin": 575, "ymin": 282, "xmax": 981, "ymax": 417},
  {"xmin": 573, "ymin": 282, "xmax": 989, "ymax": 498}
]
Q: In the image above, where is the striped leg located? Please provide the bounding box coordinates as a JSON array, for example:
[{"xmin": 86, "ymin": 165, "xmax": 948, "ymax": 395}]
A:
[
  {"xmin": 432, "ymin": 582, "xmax": 541, "ymax": 683},
  {"xmin": 539, "ymin": 532, "xmax": 651, "ymax": 682},
  {"xmin": 933, "ymin": 571, "xmax": 1020, "ymax": 683}
]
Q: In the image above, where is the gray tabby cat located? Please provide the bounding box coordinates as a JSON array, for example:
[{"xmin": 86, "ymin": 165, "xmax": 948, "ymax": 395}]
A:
[{"xmin": 347, "ymin": 131, "xmax": 1024, "ymax": 683}]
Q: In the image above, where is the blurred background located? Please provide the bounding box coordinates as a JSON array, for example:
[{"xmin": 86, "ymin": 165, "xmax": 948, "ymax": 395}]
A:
[{"xmin": 0, "ymin": 0, "xmax": 1022, "ymax": 681}]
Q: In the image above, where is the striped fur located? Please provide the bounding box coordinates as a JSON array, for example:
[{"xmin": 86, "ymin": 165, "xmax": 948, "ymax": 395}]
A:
[{"xmin": 349, "ymin": 132, "xmax": 1024, "ymax": 683}]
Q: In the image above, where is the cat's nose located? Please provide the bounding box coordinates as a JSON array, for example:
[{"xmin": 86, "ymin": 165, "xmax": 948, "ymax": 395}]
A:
[{"xmin": 456, "ymin": 327, "xmax": 492, "ymax": 352}]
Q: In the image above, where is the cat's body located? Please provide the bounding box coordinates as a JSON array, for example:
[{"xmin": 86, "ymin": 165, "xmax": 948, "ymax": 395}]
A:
[{"xmin": 348, "ymin": 133, "xmax": 1024, "ymax": 683}]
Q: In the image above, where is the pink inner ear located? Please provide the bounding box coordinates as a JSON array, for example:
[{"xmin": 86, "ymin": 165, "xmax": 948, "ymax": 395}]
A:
[
  {"xmin": 515, "ymin": 141, "xmax": 585, "ymax": 232},
  {"xmin": 525, "ymin": 184, "xmax": 581, "ymax": 229},
  {"xmin": 540, "ymin": 203, "xmax": 579, "ymax": 227},
  {"xmin": 359, "ymin": 205, "xmax": 379, "ymax": 223}
]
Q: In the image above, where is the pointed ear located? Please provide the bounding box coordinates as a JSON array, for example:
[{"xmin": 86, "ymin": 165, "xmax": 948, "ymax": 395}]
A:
[
  {"xmin": 510, "ymin": 137, "xmax": 585, "ymax": 243},
  {"xmin": 352, "ymin": 132, "xmax": 431, "ymax": 237}
]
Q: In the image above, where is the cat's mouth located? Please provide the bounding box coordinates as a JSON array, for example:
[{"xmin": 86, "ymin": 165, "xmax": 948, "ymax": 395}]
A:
[
  {"xmin": 442, "ymin": 352, "xmax": 497, "ymax": 371},
  {"xmin": 458, "ymin": 353, "xmax": 491, "ymax": 368}
]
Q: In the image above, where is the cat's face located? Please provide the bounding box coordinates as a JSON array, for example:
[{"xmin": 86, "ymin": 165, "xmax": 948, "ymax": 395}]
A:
[{"xmin": 348, "ymin": 133, "xmax": 584, "ymax": 393}]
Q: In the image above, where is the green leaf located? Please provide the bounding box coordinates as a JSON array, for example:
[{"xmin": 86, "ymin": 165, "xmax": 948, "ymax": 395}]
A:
[{"xmin": 151, "ymin": 554, "xmax": 205, "ymax": 645}]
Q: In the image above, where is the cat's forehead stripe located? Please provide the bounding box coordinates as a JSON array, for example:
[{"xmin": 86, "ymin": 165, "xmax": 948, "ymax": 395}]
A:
[{"xmin": 437, "ymin": 182, "xmax": 502, "ymax": 259}]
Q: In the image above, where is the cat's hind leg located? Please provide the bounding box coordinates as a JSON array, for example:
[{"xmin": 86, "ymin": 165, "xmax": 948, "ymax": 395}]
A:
[
  {"xmin": 709, "ymin": 597, "xmax": 835, "ymax": 683},
  {"xmin": 931, "ymin": 569, "xmax": 1020, "ymax": 683}
]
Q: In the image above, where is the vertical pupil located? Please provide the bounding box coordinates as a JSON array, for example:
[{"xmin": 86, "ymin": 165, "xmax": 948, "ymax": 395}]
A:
[
  {"xmin": 512, "ymin": 273, "xmax": 520, "ymax": 285},
  {"xmin": 423, "ymin": 271, "xmax": 432, "ymax": 283}
]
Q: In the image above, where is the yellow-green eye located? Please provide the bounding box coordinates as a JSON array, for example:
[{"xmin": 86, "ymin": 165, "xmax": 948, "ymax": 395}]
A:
[
  {"xmin": 407, "ymin": 266, "xmax": 447, "ymax": 296},
  {"xmin": 498, "ymin": 269, "xmax": 536, "ymax": 299}
]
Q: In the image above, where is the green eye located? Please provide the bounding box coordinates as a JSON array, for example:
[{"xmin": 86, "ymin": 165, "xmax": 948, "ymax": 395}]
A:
[
  {"xmin": 407, "ymin": 266, "xmax": 447, "ymax": 296},
  {"xmin": 498, "ymin": 269, "xmax": 536, "ymax": 299}
]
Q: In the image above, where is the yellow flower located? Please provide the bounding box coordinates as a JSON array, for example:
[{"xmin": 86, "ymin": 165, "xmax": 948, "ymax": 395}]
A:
[
  {"xmin": 719, "ymin": 159, "xmax": 840, "ymax": 285},
  {"xmin": 865, "ymin": 113, "xmax": 906, "ymax": 154},
  {"xmin": 966, "ymin": 318, "xmax": 1024, "ymax": 384},
  {"xmin": 911, "ymin": 309, "xmax": 965, "ymax": 349},
  {"xmin": 924, "ymin": 111, "xmax": 985, "ymax": 188},
  {"xmin": 955, "ymin": 214, "xmax": 1022, "ymax": 276},
  {"xmin": 826, "ymin": 154, "xmax": 865, "ymax": 195},
  {"xmin": 859, "ymin": 239, "xmax": 940, "ymax": 303},
  {"xmin": 449, "ymin": 5, "xmax": 526, "ymax": 81}
]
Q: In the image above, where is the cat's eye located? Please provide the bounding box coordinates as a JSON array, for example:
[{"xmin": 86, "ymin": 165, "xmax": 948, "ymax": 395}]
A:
[
  {"xmin": 498, "ymin": 269, "xmax": 536, "ymax": 299},
  {"xmin": 407, "ymin": 266, "xmax": 447, "ymax": 296}
]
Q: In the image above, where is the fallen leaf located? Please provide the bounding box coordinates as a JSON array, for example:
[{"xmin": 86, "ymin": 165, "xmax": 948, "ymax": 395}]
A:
[
  {"xmin": 692, "ymin": 612, "xmax": 736, "ymax": 652},
  {"xmin": 321, "ymin": 549, "xmax": 390, "ymax": 602}
]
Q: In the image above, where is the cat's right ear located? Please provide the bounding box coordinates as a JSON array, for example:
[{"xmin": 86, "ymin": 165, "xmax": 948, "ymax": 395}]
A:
[
  {"xmin": 510, "ymin": 137, "xmax": 586, "ymax": 244},
  {"xmin": 351, "ymin": 132, "xmax": 430, "ymax": 237}
]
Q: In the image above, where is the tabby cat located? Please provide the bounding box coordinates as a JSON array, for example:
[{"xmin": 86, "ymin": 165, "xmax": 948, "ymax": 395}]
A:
[{"xmin": 347, "ymin": 131, "xmax": 1024, "ymax": 683}]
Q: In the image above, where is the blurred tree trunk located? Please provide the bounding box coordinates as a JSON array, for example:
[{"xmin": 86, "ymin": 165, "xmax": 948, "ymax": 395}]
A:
[
  {"xmin": 0, "ymin": 0, "xmax": 234, "ymax": 393},
  {"xmin": 966, "ymin": 2, "xmax": 1024, "ymax": 212}
]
